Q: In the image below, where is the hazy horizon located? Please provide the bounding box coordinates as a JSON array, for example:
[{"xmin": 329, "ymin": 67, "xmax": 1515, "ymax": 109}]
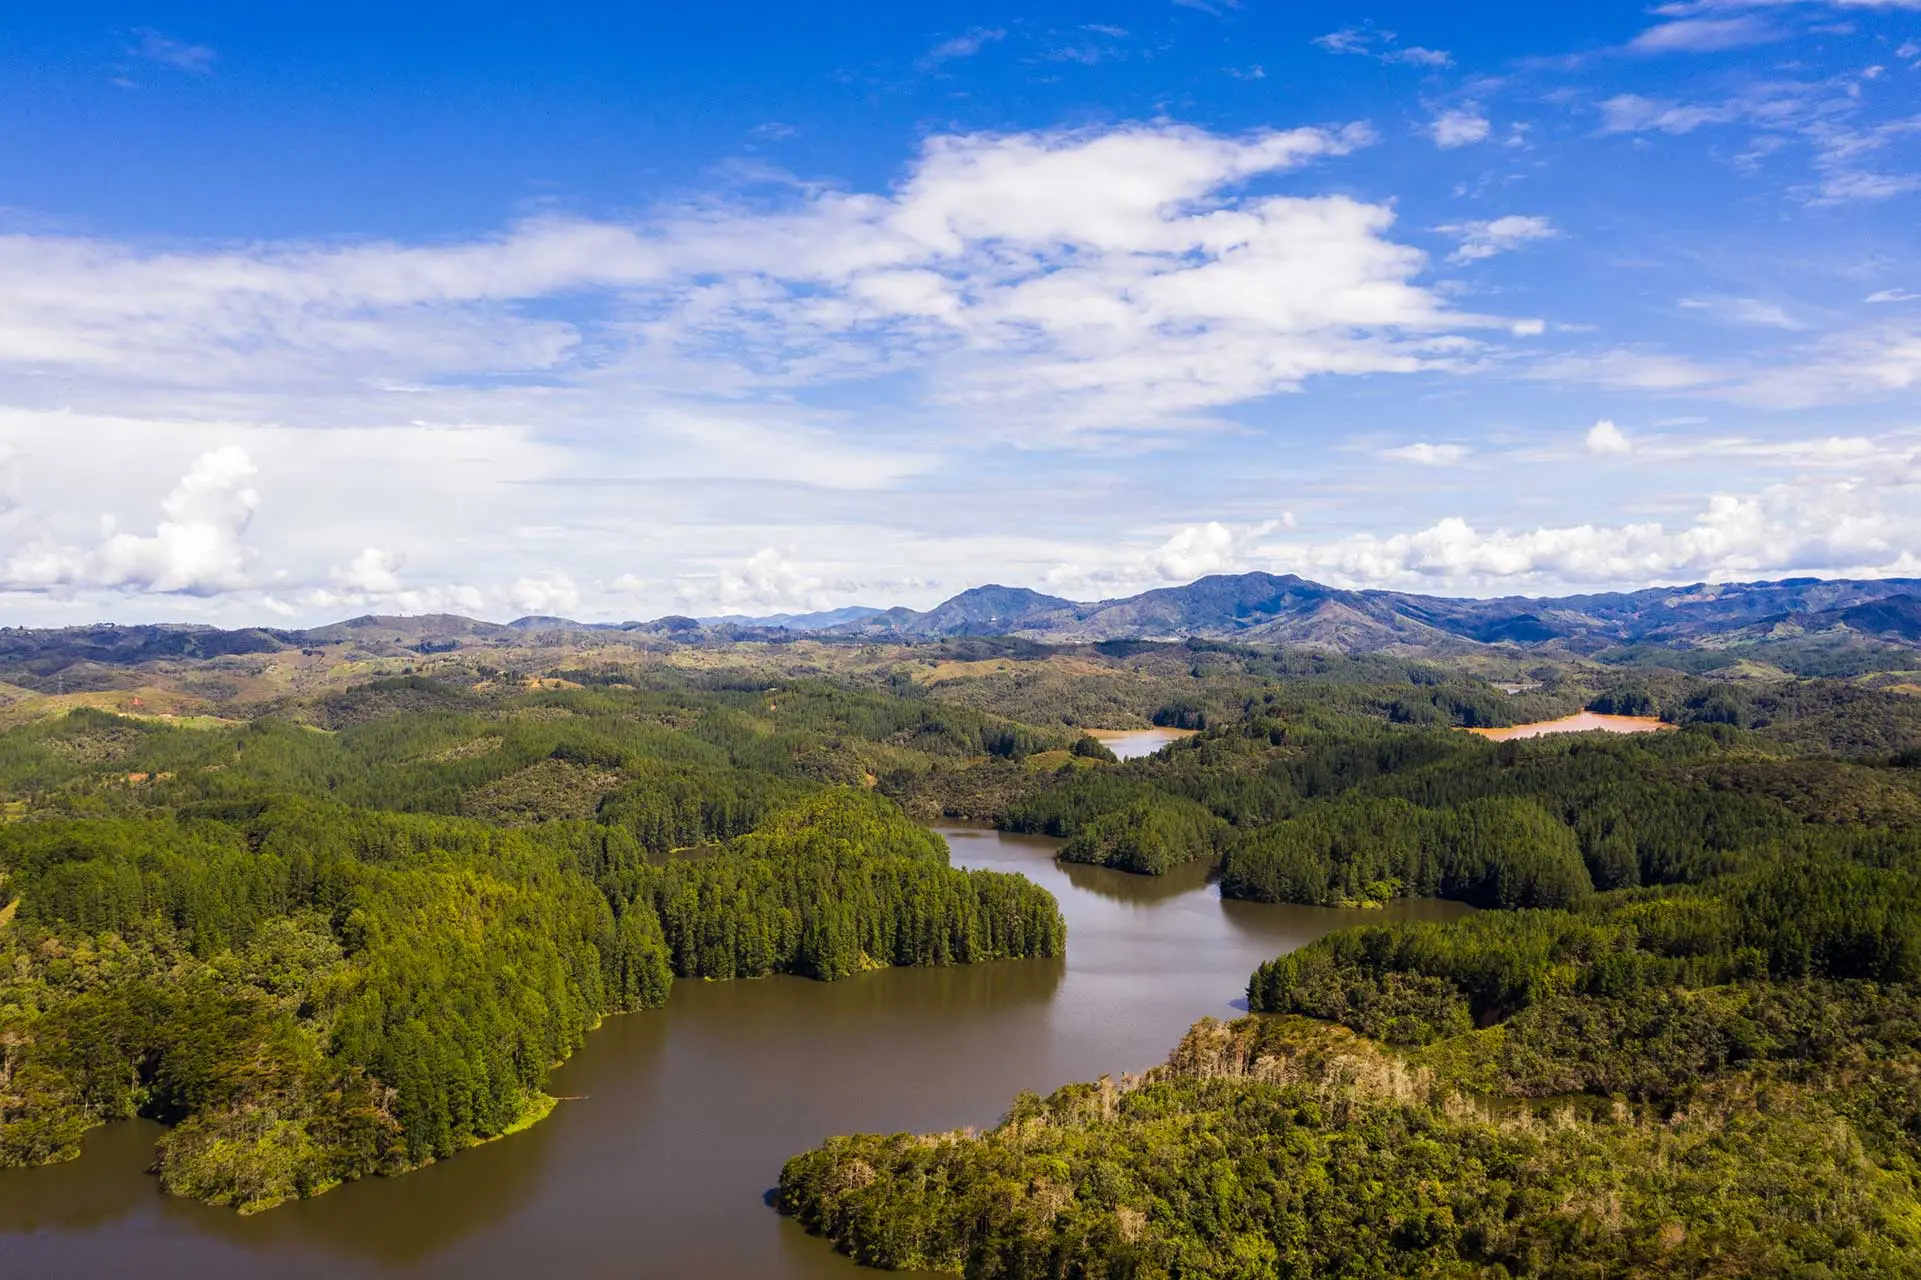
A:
[{"xmin": 11, "ymin": 566, "xmax": 1919, "ymax": 633}]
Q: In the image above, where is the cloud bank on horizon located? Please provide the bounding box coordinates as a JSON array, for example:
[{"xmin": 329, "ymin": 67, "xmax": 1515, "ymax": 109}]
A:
[{"xmin": 2, "ymin": 1, "xmax": 1919, "ymax": 624}]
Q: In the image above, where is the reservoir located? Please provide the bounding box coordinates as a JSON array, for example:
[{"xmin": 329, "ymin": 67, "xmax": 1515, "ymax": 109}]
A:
[
  {"xmin": 1086, "ymin": 726, "xmax": 1198, "ymax": 759},
  {"xmin": 1465, "ymin": 712, "xmax": 1674, "ymax": 742},
  {"xmin": 0, "ymin": 827, "xmax": 1470, "ymax": 1279}
]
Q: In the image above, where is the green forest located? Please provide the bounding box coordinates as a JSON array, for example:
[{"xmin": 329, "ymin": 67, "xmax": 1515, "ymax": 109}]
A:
[
  {"xmin": 7, "ymin": 630, "xmax": 1921, "ymax": 1275},
  {"xmin": 0, "ymin": 675, "xmax": 1066, "ymax": 1212},
  {"xmin": 772, "ymin": 650, "xmax": 1921, "ymax": 1278}
]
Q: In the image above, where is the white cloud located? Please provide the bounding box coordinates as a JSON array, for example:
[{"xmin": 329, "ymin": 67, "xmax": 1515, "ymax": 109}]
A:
[
  {"xmin": 3, "ymin": 446, "xmax": 258, "ymax": 595},
  {"xmin": 1314, "ymin": 28, "xmax": 1451, "ymax": 66},
  {"xmin": 1146, "ymin": 522, "xmax": 1239, "ymax": 579},
  {"xmin": 1384, "ymin": 46, "xmax": 1452, "ymax": 67},
  {"xmin": 22, "ymin": 111, "xmax": 1917, "ymax": 623},
  {"xmin": 1532, "ymin": 321, "xmax": 1921, "ymax": 408},
  {"xmin": 1586, "ymin": 419, "xmax": 1633, "ymax": 455},
  {"xmin": 1298, "ymin": 475, "xmax": 1921, "ymax": 590},
  {"xmin": 1652, "ymin": 0, "xmax": 1921, "ymax": 12},
  {"xmin": 0, "ymin": 121, "xmax": 1470, "ymax": 447},
  {"xmin": 132, "ymin": 28, "xmax": 215, "ymax": 73},
  {"xmin": 919, "ymin": 27, "xmax": 1006, "ymax": 69},
  {"xmin": 0, "ymin": 443, "xmax": 20, "ymax": 516},
  {"xmin": 1732, "ymin": 324, "xmax": 1921, "ymax": 406},
  {"xmin": 1628, "ymin": 16, "xmax": 1781, "ymax": 53},
  {"xmin": 1429, "ymin": 108, "xmax": 1491, "ymax": 148},
  {"xmin": 336, "ymin": 547, "xmax": 404, "ymax": 594},
  {"xmin": 1382, "ymin": 442, "xmax": 1472, "ymax": 465},
  {"xmin": 1867, "ymin": 289, "xmax": 1919, "ymax": 302},
  {"xmin": 1804, "ymin": 112, "xmax": 1921, "ymax": 203},
  {"xmin": 1678, "ymin": 295, "xmax": 1804, "ymax": 328},
  {"xmin": 1312, "ymin": 28, "xmax": 1372, "ymax": 54},
  {"xmin": 1598, "ymin": 93, "xmax": 1740, "ymax": 135},
  {"xmin": 714, "ymin": 548, "xmax": 833, "ymax": 612},
  {"xmin": 1596, "ymin": 81, "xmax": 1919, "ymax": 207},
  {"xmin": 1440, "ymin": 215, "xmax": 1558, "ymax": 262},
  {"xmin": 510, "ymin": 573, "xmax": 581, "ymax": 617},
  {"xmin": 1172, "ymin": 0, "xmax": 1240, "ymax": 17}
]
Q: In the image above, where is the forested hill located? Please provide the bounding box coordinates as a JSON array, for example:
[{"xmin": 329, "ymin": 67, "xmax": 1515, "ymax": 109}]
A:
[
  {"xmin": 0, "ymin": 678, "xmax": 1068, "ymax": 1212},
  {"xmin": 777, "ymin": 681, "xmax": 1921, "ymax": 1278}
]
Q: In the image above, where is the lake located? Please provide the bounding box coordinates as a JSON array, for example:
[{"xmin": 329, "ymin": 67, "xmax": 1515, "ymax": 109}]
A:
[
  {"xmin": 0, "ymin": 828, "xmax": 1470, "ymax": 1279},
  {"xmin": 1086, "ymin": 726, "xmax": 1197, "ymax": 759},
  {"xmin": 1465, "ymin": 712, "xmax": 1674, "ymax": 742}
]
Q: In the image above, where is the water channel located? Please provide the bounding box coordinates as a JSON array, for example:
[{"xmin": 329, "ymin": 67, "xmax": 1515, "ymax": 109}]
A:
[{"xmin": 1, "ymin": 730, "xmax": 1471, "ymax": 1278}]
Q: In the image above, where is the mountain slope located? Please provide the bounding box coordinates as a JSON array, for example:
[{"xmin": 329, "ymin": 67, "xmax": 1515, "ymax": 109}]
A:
[
  {"xmin": 827, "ymin": 573, "xmax": 1921, "ymax": 652},
  {"xmin": 839, "ymin": 585, "xmax": 1082, "ymax": 638}
]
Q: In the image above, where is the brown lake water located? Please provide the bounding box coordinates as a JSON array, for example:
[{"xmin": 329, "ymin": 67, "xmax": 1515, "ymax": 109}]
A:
[
  {"xmin": 0, "ymin": 828, "xmax": 1471, "ymax": 1279},
  {"xmin": 1464, "ymin": 712, "xmax": 1674, "ymax": 742}
]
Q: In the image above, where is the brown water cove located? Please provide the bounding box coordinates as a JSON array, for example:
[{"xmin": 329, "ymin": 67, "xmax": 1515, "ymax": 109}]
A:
[
  {"xmin": 0, "ymin": 823, "xmax": 1471, "ymax": 1279},
  {"xmin": 1464, "ymin": 712, "xmax": 1675, "ymax": 742}
]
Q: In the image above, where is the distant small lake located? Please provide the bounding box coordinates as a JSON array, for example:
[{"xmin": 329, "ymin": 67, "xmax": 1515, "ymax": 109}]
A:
[
  {"xmin": 1465, "ymin": 712, "xmax": 1674, "ymax": 742},
  {"xmin": 1086, "ymin": 726, "xmax": 1198, "ymax": 759}
]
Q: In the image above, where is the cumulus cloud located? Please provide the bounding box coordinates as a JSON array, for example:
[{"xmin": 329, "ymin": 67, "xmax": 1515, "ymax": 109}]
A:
[
  {"xmin": 10, "ymin": 110, "xmax": 1912, "ymax": 625},
  {"xmin": 510, "ymin": 573, "xmax": 581, "ymax": 617},
  {"xmin": 1300, "ymin": 474, "xmax": 1921, "ymax": 590},
  {"xmin": 714, "ymin": 548, "xmax": 833, "ymax": 612},
  {"xmin": 1118, "ymin": 520, "xmax": 1283, "ymax": 585},
  {"xmin": 1146, "ymin": 522, "xmax": 1238, "ymax": 579},
  {"xmin": 1440, "ymin": 215, "xmax": 1558, "ymax": 263},
  {"xmin": 0, "ymin": 121, "xmax": 1472, "ymax": 443},
  {"xmin": 1429, "ymin": 108, "xmax": 1491, "ymax": 148},
  {"xmin": 1586, "ymin": 419, "xmax": 1633, "ymax": 455},
  {"xmin": 3, "ymin": 447, "xmax": 259, "ymax": 596},
  {"xmin": 336, "ymin": 547, "xmax": 404, "ymax": 594},
  {"xmin": 1382, "ymin": 442, "xmax": 1472, "ymax": 465}
]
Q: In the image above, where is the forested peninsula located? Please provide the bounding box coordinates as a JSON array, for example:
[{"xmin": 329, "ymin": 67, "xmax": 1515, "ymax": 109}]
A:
[{"xmin": 0, "ymin": 676, "xmax": 1065, "ymax": 1211}]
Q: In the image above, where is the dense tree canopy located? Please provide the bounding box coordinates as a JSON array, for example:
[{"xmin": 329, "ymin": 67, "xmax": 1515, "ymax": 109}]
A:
[
  {"xmin": 0, "ymin": 676, "xmax": 1067, "ymax": 1212},
  {"xmin": 776, "ymin": 652, "xmax": 1921, "ymax": 1278}
]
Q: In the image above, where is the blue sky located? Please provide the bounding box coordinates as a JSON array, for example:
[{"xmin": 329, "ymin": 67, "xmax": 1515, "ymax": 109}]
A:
[{"xmin": 1, "ymin": 1, "xmax": 1919, "ymax": 624}]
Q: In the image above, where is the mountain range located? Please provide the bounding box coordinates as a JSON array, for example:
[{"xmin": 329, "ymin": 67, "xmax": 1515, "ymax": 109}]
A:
[
  {"xmin": 4, "ymin": 574, "xmax": 1920, "ymax": 673},
  {"xmin": 816, "ymin": 573, "xmax": 1921, "ymax": 651}
]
